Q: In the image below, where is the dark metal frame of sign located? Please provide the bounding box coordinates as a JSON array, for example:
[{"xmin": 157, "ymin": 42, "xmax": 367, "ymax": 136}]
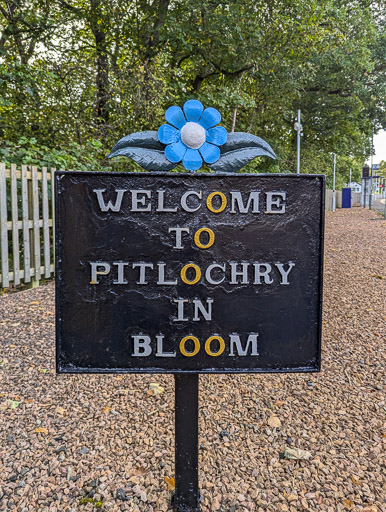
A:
[
  {"xmin": 56, "ymin": 172, "xmax": 324, "ymax": 375},
  {"xmin": 55, "ymin": 99, "xmax": 325, "ymax": 512}
]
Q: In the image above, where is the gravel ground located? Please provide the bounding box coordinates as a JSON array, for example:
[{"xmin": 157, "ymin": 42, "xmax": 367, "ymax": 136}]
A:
[{"xmin": 0, "ymin": 208, "xmax": 385, "ymax": 512}]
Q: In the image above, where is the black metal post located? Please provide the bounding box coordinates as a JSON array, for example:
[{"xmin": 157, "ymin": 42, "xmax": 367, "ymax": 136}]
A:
[
  {"xmin": 363, "ymin": 179, "xmax": 367, "ymax": 208},
  {"xmin": 174, "ymin": 374, "xmax": 200, "ymax": 512}
]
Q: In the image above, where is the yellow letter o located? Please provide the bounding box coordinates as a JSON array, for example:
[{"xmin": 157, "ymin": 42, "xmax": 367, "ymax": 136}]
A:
[
  {"xmin": 180, "ymin": 263, "xmax": 201, "ymax": 285},
  {"xmin": 180, "ymin": 336, "xmax": 200, "ymax": 357},
  {"xmin": 194, "ymin": 227, "xmax": 215, "ymax": 249},
  {"xmin": 206, "ymin": 192, "xmax": 227, "ymax": 213},
  {"xmin": 204, "ymin": 336, "xmax": 225, "ymax": 357}
]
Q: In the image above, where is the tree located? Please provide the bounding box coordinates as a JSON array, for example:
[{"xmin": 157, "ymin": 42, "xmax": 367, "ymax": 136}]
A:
[{"xmin": 0, "ymin": 0, "xmax": 384, "ymax": 175}]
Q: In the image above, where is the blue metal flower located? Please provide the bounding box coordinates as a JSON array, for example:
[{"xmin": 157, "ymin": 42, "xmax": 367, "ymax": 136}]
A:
[
  {"xmin": 158, "ymin": 100, "xmax": 228, "ymax": 171},
  {"xmin": 109, "ymin": 100, "xmax": 276, "ymax": 172}
]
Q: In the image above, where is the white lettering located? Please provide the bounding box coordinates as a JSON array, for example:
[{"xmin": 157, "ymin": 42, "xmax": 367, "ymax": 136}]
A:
[
  {"xmin": 157, "ymin": 263, "xmax": 177, "ymax": 285},
  {"xmin": 205, "ymin": 263, "xmax": 226, "ymax": 285},
  {"xmin": 131, "ymin": 189, "xmax": 151, "ymax": 212},
  {"xmin": 193, "ymin": 298, "xmax": 213, "ymax": 321},
  {"xmin": 253, "ymin": 263, "xmax": 273, "ymax": 284},
  {"xmin": 275, "ymin": 262, "xmax": 295, "ymax": 285},
  {"xmin": 90, "ymin": 261, "xmax": 111, "ymax": 284},
  {"xmin": 173, "ymin": 298, "xmax": 189, "ymax": 321},
  {"xmin": 113, "ymin": 262, "xmax": 128, "ymax": 284},
  {"xmin": 132, "ymin": 263, "xmax": 154, "ymax": 284},
  {"xmin": 230, "ymin": 191, "xmax": 260, "ymax": 213},
  {"xmin": 229, "ymin": 333, "xmax": 259, "ymax": 356},
  {"xmin": 132, "ymin": 335, "xmax": 152, "ymax": 356},
  {"xmin": 93, "ymin": 189, "xmax": 127, "ymax": 212},
  {"xmin": 266, "ymin": 192, "xmax": 286, "ymax": 214},
  {"xmin": 169, "ymin": 227, "xmax": 189, "ymax": 249},
  {"xmin": 230, "ymin": 262, "xmax": 249, "ymax": 284},
  {"xmin": 155, "ymin": 334, "xmax": 176, "ymax": 357},
  {"xmin": 181, "ymin": 190, "xmax": 202, "ymax": 212},
  {"xmin": 157, "ymin": 190, "xmax": 177, "ymax": 212}
]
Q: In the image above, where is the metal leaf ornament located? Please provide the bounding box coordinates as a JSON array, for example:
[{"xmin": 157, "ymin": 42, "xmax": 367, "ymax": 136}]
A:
[{"xmin": 109, "ymin": 100, "xmax": 276, "ymax": 172}]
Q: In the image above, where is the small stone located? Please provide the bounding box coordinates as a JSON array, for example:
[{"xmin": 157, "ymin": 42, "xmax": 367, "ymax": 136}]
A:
[
  {"xmin": 79, "ymin": 447, "xmax": 89, "ymax": 454},
  {"xmin": 116, "ymin": 488, "xmax": 128, "ymax": 501}
]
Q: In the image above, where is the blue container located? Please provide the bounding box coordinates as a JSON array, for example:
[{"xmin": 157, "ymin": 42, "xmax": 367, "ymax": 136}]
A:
[{"xmin": 342, "ymin": 188, "xmax": 351, "ymax": 208}]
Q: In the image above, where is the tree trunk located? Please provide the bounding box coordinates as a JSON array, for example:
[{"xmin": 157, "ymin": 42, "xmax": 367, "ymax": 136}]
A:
[{"xmin": 89, "ymin": 0, "xmax": 109, "ymax": 133}]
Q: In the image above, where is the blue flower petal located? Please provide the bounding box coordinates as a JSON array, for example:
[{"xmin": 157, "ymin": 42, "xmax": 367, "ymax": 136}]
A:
[
  {"xmin": 199, "ymin": 107, "xmax": 221, "ymax": 129},
  {"xmin": 206, "ymin": 126, "xmax": 227, "ymax": 146},
  {"xmin": 165, "ymin": 140, "xmax": 187, "ymax": 163},
  {"xmin": 165, "ymin": 106, "xmax": 186, "ymax": 129},
  {"xmin": 199, "ymin": 142, "xmax": 220, "ymax": 164},
  {"xmin": 183, "ymin": 100, "xmax": 204, "ymax": 122},
  {"xmin": 182, "ymin": 149, "xmax": 203, "ymax": 171},
  {"xmin": 158, "ymin": 124, "xmax": 180, "ymax": 145}
]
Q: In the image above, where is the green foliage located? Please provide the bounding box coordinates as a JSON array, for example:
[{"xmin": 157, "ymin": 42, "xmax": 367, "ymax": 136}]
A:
[
  {"xmin": 0, "ymin": 0, "xmax": 384, "ymax": 176},
  {"xmin": 0, "ymin": 137, "xmax": 105, "ymax": 171},
  {"xmin": 79, "ymin": 496, "xmax": 103, "ymax": 508},
  {"xmin": 378, "ymin": 160, "xmax": 386, "ymax": 179}
]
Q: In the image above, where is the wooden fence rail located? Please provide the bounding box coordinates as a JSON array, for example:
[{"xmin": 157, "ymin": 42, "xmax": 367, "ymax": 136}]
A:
[{"xmin": 0, "ymin": 163, "xmax": 56, "ymax": 288}]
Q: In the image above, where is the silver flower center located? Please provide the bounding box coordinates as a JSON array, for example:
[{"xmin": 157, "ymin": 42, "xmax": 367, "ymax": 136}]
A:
[{"xmin": 180, "ymin": 122, "xmax": 206, "ymax": 149}]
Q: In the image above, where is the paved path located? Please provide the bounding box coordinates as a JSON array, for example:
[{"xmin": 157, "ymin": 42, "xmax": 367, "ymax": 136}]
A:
[{"xmin": 371, "ymin": 198, "xmax": 386, "ymax": 217}]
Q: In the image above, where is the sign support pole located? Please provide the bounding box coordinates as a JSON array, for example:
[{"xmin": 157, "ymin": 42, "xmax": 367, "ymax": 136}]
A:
[
  {"xmin": 332, "ymin": 153, "xmax": 336, "ymax": 212},
  {"xmin": 174, "ymin": 374, "xmax": 200, "ymax": 512},
  {"xmin": 296, "ymin": 109, "xmax": 301, "ymax": 175}
]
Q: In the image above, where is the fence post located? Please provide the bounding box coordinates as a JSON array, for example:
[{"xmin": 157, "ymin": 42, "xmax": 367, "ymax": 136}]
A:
[
  {"xmin": 28, "ymin": 166, "xmax": 41, "ymax": 287},
  {"xmin": 51, "ymin": 168, "xmax": 56, "ymax": 270},
  {"xmin": 22, "ymin": 165, "xmax": 31, "ymax": 284},
  {"xmin": 10, "ymin": 164, "xmax": 21, "ymax": 286},
  {"xmin": 0, "ymin": 163, "xmax": 9, "ymax": 288},
  {"xmin": 42, "ymin": 167, "xmax": 51, "ymax": 278}
]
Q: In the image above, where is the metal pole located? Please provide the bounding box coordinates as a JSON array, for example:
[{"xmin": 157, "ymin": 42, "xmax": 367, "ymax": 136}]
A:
[
  {"xmin": 364, "ymin": 179, "xmax": 367, "ymax": 208},
  {"xmin": 332, "ymin": 153, "xmax": 336, "ymax": 212},
  {"xmin": 296, "ymin": 109, "xmax": 301, "ymax": 174},
  {"xmin": 384, "ymin": 193, "xmax": 386, "ymax": 219},
  {"xmin": 370, "ymin": 124, "xmax": 374, "ymax": 175},
  {"xmin": 369, "ymin": 125, "xmax": 374, "ymax": 210},
  {"xmin": 174, "ymin": 374, "xmax": 200, "ymax": 512},
  {"xmin": 349, "ymin": 168, "xmax": 352, "ymax": 187}
]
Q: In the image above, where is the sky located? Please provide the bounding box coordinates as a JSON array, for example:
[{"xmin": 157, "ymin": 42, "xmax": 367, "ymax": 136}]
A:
[{"xmin": 371, "ymin": 130, "xmax": 386, "ymax": 164}]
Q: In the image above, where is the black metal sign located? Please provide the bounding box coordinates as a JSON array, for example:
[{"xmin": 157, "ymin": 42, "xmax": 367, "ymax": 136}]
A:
[
  {"xmin": 362, "ymin": 165, "xmax": 370, "ymax": 178},
  {"xmin": 55, "ymin": 172, "xmax": 324, "ymax": 374}
]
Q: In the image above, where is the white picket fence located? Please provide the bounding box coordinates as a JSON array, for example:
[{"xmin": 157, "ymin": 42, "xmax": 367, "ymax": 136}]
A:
[{"xmin": 0, "ymin": 163, "xmax": 55, "ymax": 288}]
